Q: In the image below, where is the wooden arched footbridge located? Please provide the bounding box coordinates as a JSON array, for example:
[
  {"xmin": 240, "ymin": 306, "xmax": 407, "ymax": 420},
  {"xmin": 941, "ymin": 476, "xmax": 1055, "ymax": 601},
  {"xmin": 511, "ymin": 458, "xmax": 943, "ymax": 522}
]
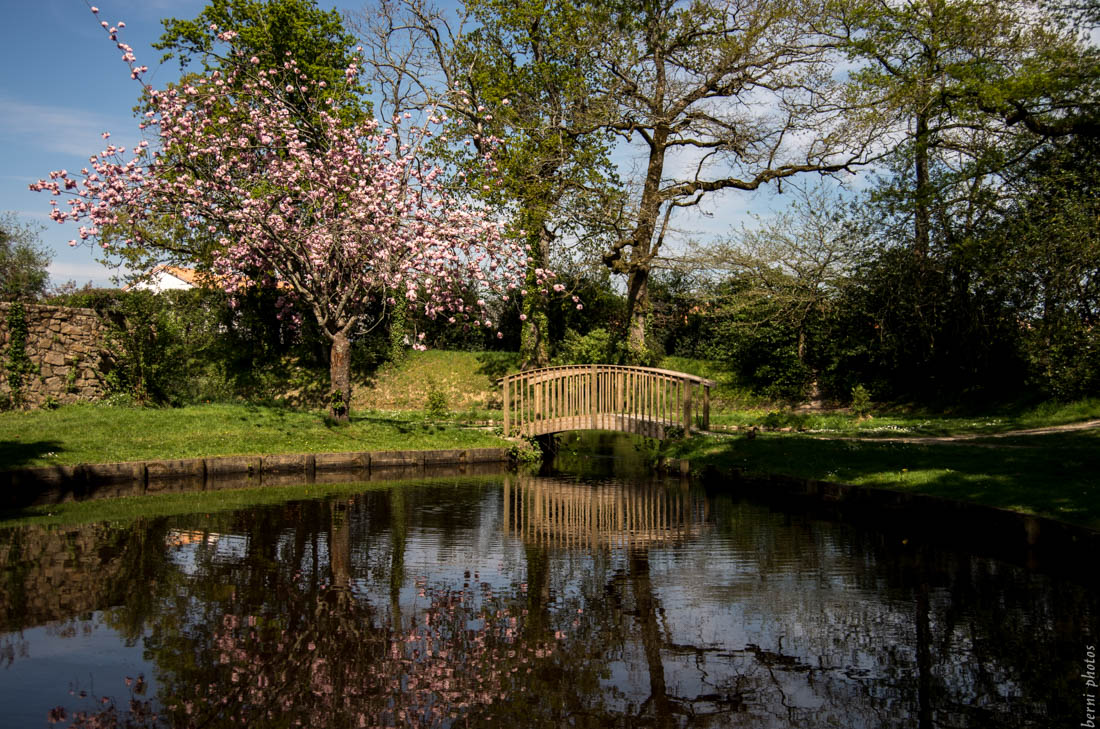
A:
[{"xmin": 500, "ymin": 364, "xmax": 715, "ymax": 439}]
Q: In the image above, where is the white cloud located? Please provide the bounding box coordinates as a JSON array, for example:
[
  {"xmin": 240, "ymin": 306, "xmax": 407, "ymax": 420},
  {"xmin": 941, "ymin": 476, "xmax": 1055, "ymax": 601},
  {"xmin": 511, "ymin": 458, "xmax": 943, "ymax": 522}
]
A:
[
  {"xmin": 0, "ymin": 96, "xmax": 135, "ymax": 158},
  {"xmin": 48, "ymin": 261, "xmax": 127, "ymax": 288}
]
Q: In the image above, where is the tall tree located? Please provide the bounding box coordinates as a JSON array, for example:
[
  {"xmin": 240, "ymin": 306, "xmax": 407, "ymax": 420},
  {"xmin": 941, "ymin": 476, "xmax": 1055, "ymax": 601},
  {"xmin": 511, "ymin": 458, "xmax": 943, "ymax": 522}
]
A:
[
  {"xmin": 353, "ymin": 0, "xmax": 620, "ymax": 368},
  {"xmin": 590, "ymin": 0, "xmax": 873, "ymax": 360},
  {"xmin": 835, "ymin": 0, "xmax": 1093, "ymax": 255},
  {"xmin": 34, "ymin": 7, "xmax": 533, "ymax": 418},
  {"xmin": 681, "ymin": 182, "xmax": 861, "ymax": 366},
  {"xmin": 823, "ymin": 0, "xmax": 1100, "ymax": 401},
  {"xmin": 0, "ymin": 214, "xmax": 51, "ymax": 302}
]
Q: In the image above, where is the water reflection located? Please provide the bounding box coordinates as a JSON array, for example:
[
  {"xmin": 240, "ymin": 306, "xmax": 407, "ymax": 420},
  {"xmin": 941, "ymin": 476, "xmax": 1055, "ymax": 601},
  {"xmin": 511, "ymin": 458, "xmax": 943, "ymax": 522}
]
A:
[
  {"xmin": 0, "ymin": 473, "xmax": 1095, "ymax": 728},
  {"xmin": 503, "ymin": 474, "xmax": 709, "ymax": 549}
]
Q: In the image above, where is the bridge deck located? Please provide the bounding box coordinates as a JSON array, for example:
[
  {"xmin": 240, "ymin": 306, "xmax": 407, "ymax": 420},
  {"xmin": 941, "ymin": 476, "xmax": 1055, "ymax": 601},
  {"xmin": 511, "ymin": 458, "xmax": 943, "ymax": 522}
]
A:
[{"xmin": 500, "ymin": 364, "xmax": 714, "ymax": 439}]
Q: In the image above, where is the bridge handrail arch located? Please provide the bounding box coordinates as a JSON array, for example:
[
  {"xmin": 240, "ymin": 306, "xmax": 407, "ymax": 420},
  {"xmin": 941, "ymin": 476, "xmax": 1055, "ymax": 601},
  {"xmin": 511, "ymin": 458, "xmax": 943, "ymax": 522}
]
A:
[{"xmin": 499, "ymin": 364, "xmax": 715, "ymax": 438}]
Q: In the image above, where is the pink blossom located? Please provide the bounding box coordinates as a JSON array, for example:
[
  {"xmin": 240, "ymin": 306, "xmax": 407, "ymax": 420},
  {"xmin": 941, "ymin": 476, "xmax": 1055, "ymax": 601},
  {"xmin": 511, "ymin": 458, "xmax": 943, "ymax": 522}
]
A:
[{"xmin": 34, "ymin": 16, "xmax": 542, "ymax": 415}]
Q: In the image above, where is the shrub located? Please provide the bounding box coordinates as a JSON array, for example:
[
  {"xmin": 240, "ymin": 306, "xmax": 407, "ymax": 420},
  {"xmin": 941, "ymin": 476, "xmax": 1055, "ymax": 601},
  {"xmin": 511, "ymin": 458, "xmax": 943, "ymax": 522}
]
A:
[
  {"xmin": 850, "ymin": 384, "xmax": 872, "ymax": 417},
  {"xmin": 425, "ymin": 381, "xmax": 449, "ymax": 419},
  {"xmin": 553, "ymin": 328, "xmax": 619, "ymax": 365}
]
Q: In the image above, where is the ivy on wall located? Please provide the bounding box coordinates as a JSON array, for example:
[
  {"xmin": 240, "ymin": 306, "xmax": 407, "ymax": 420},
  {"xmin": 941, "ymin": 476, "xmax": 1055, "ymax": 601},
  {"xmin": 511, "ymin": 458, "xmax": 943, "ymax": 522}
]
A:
[{"xmin": 4, "ymin": 302, "xmax": 36, "ymax": 408}]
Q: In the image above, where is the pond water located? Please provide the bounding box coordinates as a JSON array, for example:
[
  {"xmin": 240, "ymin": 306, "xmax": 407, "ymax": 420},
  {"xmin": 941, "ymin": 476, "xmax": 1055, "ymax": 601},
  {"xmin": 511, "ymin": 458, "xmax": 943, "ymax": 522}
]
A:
[{"xmin": 0, "ymin": 436, "xmax": 1097, "ymax": 728}]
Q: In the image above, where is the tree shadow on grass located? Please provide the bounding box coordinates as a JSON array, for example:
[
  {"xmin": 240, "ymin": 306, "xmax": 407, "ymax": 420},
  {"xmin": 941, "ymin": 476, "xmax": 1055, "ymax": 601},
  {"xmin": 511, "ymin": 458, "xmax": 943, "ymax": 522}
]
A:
[
  {"xmin": 692, "ymin": 430, "xmax": 1100, "ymax": 529},
  {"xmin": 0, "ymin": 440, "xmax": 65, "ymax": 470}
]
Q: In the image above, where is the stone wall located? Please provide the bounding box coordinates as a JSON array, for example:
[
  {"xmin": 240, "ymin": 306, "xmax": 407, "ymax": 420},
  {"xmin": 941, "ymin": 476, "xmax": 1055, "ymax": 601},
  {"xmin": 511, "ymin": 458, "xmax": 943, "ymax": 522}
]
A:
[{"xmin": 0, "ymin": 302, "xmax": 107, "ymax": 408}]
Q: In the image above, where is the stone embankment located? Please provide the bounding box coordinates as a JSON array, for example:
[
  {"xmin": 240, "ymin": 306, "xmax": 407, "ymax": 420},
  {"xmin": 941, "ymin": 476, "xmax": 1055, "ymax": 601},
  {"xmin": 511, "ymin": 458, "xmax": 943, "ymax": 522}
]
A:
[{"xmin": 0, "ymin": 447, "xmax": 510, "ymax": 509}]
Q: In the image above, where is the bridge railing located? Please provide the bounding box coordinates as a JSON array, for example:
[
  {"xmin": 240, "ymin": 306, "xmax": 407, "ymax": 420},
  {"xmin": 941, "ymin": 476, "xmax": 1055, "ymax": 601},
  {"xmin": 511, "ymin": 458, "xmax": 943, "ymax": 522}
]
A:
[{"xmin": 499, "ymin": 364, "xmax": 715, "ymax": 438}]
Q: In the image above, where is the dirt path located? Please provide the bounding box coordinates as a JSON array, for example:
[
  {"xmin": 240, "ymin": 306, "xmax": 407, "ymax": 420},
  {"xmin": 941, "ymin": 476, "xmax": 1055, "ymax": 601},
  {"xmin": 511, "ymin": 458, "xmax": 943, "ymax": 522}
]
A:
[{"xmin": 826, "ymin": 418, "xmax": 1100, "ymax": 446}]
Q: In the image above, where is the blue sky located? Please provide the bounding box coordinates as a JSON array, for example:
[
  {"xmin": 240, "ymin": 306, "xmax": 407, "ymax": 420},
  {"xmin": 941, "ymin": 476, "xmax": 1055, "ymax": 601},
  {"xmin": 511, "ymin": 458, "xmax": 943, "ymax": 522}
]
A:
[
  {"xmin": 1, "ymin": 0, "xmax": 810, "ymax": 289},
  {"xmin": 0, "ymin": 0, "xmax": 364, "ymax": 287}
]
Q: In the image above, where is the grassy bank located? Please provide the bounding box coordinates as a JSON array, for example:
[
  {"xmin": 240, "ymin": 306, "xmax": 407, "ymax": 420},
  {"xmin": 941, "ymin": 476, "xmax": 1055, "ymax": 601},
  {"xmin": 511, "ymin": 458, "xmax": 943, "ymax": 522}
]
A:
[
  {"xmin": 5, "ymin": 350, "xmax": 1099, "ymax": 531},
  {"xmin": 0, "ymin": 402, "xmax": 507, "ymax": 469},
  {"xmin": 669, "ymin": 427, "xmax": 1100, "ymax": 529}
]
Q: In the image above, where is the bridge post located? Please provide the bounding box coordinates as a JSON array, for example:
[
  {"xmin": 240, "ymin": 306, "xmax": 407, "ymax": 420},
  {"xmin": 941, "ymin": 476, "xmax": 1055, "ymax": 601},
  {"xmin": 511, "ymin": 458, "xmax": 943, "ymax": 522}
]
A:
[
  {"xmin": 682, "ymin": 381, "xmax": 693, "ymax": 437},
  {"xmin": 589, "ymin": 366, "xmax": 597, "ymax": 431},
  {"xmin": 503, "ymin": 378, "xmax": 511, "ymax": 437},
  {"xmin": 703, "ymin": 384, "xmax": 710, "ymax": 431}
]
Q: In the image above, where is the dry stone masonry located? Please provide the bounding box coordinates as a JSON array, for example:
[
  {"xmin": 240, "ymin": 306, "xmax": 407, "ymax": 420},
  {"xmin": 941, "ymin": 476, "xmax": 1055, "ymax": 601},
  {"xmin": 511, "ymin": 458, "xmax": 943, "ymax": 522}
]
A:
[{"xmin": 0, "ymin": 302, "xmax": 107, "ymax": 408}]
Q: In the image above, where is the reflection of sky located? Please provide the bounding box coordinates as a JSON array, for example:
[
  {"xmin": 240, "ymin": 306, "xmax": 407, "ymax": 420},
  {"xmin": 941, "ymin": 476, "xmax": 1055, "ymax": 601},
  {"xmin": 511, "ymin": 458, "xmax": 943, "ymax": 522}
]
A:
[
  {"xmin": 0, "ymin": 475, "xmax": 1094, "ymax": 727},
  {"xmin": 0, "ymin": 617, "xmax": 155, "ymax": 729}
]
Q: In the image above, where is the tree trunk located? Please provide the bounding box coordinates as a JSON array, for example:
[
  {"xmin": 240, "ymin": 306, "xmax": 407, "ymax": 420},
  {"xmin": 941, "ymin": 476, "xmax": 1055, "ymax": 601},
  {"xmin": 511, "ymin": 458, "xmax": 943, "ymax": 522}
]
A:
[
  {"xmin": 625, "ymin": 266, "xmax": 650, "ymax": 362},
  {"xmin": 519, "ymin": 227, "xmax": 552, "ymax": 369},
  {"xmin": 914, "ymin": 109, "xmax": 931, "ymax": 259},
  {"xmin": 619, "ymin": 124, "xmax": 668, "ymax": 364},
  {"xmin": 329, "ymin": 330, "xmax": 351, "ymax": 421}
]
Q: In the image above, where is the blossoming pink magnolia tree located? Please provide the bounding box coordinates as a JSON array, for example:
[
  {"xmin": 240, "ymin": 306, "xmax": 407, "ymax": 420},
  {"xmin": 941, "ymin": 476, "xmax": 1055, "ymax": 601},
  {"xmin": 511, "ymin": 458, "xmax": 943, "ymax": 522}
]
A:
[{"xmin": 33, "ymin": 7, "xmax": 538, "ymax": 418}]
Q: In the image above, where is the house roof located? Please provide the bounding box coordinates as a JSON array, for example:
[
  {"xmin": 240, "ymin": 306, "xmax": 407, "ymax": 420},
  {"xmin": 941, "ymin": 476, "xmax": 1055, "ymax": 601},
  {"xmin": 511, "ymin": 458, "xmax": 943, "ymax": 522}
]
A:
[{"xmin": 126, "ymin": 264, "xmax": 291, "ymax": 292}]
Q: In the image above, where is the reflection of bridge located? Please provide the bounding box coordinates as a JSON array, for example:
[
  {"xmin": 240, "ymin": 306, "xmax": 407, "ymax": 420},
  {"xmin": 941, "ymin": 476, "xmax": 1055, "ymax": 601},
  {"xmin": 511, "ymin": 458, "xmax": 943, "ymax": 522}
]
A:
[
  {"xmin": 500, "ymin": 365, "xmax": 714, "ymax": 438},
  {"xmin": 502, "ymin": 475, "xmax": 710, "ymax": 549}
]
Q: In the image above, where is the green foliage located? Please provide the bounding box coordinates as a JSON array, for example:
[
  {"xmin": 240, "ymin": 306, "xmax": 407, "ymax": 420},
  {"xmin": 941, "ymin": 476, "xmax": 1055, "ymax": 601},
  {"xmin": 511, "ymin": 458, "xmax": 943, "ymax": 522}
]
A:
[
  {"xmin": 4, "ymin": 301, "xmax": 34, "ymax": 409},
  {"xmin": 0, "ymin": 214, "xmax": 51, "ymax": 302},
  {"xmin": 388, "ymin": 296, "xmax": 409, "ymax": 366},
  {"xmin": 507, "ymin": 437, "xmax": 543, "ymax": 465},
  {"xmin": 552, "ymin": 328, "xmax": 619, "ymax": 366},
  {"xmin": 850, "ymin": 385, "xmax": 872, "ymax": 417},
  {"xmin": 660, "ymin": 276, "xmax": 814, "ymax": 402},
  {"xmin": 474, "ymin": 351, "xmax": 522, "ymax": 381},
  {"xmin": 435, "ymin": 0, "xmax": 622, "ymax": 367},
  {"xmin": 41, "ymin": 287, "xmax": 340, "ymax": 407},
  {"xmin": 97, "ymin": 290, "xmax": 187, "ymax": 406},
  {"xmin": 425, "ymin": 381, "xmax": 450, "ymax": 420},
  {"xmin": 328, "ymin": 388, "xmax": 348, "ymax": 419},
  {"xmin": 997, "ymin": 136, "xmax": 1100, "ymax": 399},
  {"xmin": 155, "ymin": 0, "xmax": 364, "ymax": 109}
]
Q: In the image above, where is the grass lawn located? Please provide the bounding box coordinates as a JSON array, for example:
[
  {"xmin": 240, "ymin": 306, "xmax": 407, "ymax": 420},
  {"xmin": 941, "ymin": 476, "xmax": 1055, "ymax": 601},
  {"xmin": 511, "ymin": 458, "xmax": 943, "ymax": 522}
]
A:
[
  {"xmin": 669, "ymin": 427, "xmax": 1100, "ymax": 529},
  {"xmin": 0, "ymin": 402, "xmax": 508, "ymax": 469}
]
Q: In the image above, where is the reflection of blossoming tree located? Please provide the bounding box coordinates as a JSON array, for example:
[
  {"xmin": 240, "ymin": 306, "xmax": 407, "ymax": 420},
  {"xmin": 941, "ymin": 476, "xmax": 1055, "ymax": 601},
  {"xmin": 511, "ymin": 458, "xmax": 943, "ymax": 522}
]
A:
[
  {"xmin": 31, "ymin": 7, "xmax": 537, "ymax": 419},
  {"xmin": 50, "ymin": 581, "xmax": 558, "ymax": 729}
]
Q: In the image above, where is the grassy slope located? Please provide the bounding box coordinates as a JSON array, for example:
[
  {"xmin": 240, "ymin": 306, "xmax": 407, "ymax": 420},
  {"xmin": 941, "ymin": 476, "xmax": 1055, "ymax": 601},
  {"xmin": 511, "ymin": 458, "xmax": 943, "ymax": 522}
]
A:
[{"xmin": 351, "ymin": 350, "xmax": 511, "ymax": 413}]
